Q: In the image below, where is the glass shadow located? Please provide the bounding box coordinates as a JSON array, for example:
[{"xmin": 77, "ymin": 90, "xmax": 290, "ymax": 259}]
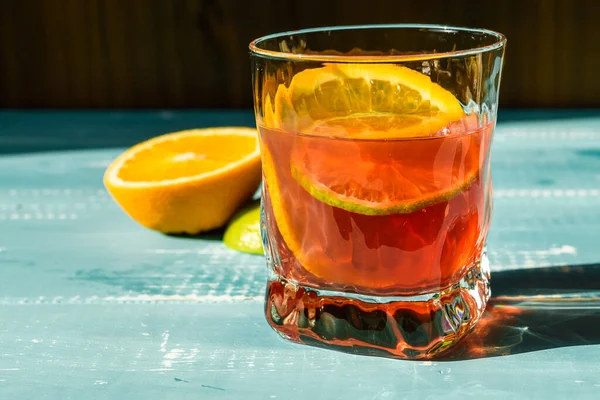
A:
[{"xmin": 442, "ymin": 263, "xmax": 600, "ymax": 360}]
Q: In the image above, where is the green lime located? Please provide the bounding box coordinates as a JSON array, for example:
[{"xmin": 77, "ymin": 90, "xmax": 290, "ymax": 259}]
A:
[{"xmin": 223, "ymin": 201, "xmax": 263, "ymax": 255}]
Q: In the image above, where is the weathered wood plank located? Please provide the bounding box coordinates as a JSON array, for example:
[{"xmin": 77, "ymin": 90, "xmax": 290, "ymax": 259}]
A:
[{"xmin": 1, "ymin": 111, "xmax": 600, "ymax": 399}]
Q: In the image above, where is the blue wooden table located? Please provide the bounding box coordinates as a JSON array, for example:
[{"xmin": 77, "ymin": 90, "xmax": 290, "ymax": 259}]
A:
[{"xmin": 1, "ymin": 110, "xmax": 600, "ymax": 399}]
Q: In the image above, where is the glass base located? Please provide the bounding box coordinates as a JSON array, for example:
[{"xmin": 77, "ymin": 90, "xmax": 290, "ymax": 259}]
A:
[{"xmin": 264, "ymin": 254, "xmax": 490, "ymax": 359}]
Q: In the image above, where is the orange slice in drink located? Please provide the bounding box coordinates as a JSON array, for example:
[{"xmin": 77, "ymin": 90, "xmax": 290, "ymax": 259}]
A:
[
  {"xmin": 290, "ymin": 130, "xmax": 480, "ymax": 215},
  {"xmin": 272, "ymin": 63, "xmax": 464, "ymax": 136},
  {"xmin": 260, "ymin": 143, "xmax": 305, "ymax": 257}
]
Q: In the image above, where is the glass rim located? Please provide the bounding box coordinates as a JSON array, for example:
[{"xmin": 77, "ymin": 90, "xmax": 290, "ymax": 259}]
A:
[{"xmin": 249, "ymin": 24, "xmax": 506, "ymax": 62}]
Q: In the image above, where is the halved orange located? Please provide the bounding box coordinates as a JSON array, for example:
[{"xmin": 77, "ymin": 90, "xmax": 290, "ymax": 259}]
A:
[{"xmin": 104, "ymin": 127, "xmax": 261, "ymax": 234}]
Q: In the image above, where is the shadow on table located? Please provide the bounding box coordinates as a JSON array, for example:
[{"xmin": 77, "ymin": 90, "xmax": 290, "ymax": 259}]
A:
[
  {"xmin": 442, "ymin": 262, "xmax": 600, "ymax": 360},
  {"xmin": 166, "ymin": 227, "xmax": 225, "ymax": 241},
  {"xmin": 0, "ymin": 110, "xmax": 256, "ymax": 155},
  {"xmin": 498, "ymin": 109, "xmax": 600, "ymax": 123}
]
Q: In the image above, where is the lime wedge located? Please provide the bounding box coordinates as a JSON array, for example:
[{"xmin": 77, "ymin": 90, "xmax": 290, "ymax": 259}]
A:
[{"xmin": 223, "ymin": 201, "xmax": 263, "ymax": 255}]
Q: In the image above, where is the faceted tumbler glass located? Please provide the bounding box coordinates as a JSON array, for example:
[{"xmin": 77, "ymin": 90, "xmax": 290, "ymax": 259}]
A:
[{"xmin": 250, "ymin": 24, "xmax": 506, "ymax": 359}]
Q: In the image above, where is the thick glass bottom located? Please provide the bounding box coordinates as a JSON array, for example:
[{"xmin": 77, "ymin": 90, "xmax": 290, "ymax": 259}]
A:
[{"xmin": 264, "ymin": 254, "xmax": 490, "ymax": 359}]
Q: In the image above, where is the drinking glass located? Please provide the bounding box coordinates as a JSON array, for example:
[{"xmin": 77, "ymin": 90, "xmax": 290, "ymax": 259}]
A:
[{"xmin": 250, "ymin": 24, "xmax": 506, "ymax": 359}]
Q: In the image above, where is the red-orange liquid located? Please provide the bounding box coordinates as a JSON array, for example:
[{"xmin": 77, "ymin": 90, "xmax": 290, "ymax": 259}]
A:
[
  {"xmin": 260, "ymin": 118, "xmax": 494, "ymax": 358},
  {"xmin": 260, "ymin": 118, "xmax": 493, "ymax": 295}
]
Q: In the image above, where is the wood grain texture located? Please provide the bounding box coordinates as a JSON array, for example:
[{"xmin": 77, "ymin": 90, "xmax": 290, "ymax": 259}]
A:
[{"xmin": 0, "ymin": 0, "xmax": 599, "ymax": 108}]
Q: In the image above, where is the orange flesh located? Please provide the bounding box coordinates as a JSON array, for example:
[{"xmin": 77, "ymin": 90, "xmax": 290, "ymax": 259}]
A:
[{"xmin": 117, "ymin": 134, "xmax": 258, "ymax": 182}]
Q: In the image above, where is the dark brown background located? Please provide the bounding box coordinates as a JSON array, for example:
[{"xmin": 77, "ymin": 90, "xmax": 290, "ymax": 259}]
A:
[{"xmin": 0, "ymin": 0, "xmax": 598, "ymax": 109}]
